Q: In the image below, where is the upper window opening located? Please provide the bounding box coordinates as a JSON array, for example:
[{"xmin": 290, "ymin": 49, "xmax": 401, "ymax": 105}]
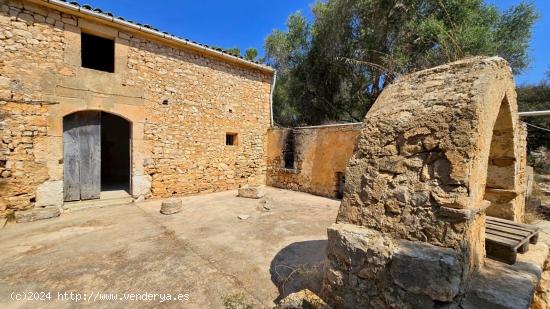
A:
[{"xmin": 81, "ymin": 32, "xmax": 115, "ymax": 73}]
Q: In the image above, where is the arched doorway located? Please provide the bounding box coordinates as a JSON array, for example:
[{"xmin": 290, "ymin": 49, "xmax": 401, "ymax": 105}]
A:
[{"xmin": 63, "ymin": 111, "xmax": 131, "ymax": 202}]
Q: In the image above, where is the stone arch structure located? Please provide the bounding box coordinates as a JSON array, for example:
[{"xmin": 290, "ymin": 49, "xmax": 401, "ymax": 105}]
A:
[{"xmin": 323, "ymin": 57, "xmax": 528, "ymax": 308}]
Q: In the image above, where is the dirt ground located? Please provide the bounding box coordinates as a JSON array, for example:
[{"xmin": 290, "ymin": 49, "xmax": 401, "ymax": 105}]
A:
[{"xmin": 0, "ymin": 188, "xmax": 340, "ymax": 308}]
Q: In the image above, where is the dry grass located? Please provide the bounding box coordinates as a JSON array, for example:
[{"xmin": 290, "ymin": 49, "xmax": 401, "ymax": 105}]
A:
[{"xmin": 222, "ymin": 293, "xmax": 254, "ymax": 309}]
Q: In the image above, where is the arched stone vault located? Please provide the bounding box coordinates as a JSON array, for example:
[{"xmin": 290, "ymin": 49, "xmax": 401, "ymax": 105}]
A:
[
  {"xmin": 323, "ymin": 57, "xmax": 528, "ymax": 308},
  {"xmin": 338, "ymin": 56, "xmax": 522, "ymax": 249}
]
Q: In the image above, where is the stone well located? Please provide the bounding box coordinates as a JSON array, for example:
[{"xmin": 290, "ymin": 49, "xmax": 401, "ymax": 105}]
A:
[{"xmin": 322, "ymin": 57, "xmax": 529, "ymax": 308}]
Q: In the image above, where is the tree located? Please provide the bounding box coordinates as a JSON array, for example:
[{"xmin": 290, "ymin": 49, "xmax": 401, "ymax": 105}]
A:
[
  {"xmin": 244, "ymin": 48, "xmax": 259, "ymax": 61},
  {"xmin": 517, "ymin": 77, "xmax": 550, "ymax": 152},
  {"xmin": 214, "ymin": 46, "xmax": 260, "ymax": 62},
  {"xmin": 225, "ymin": 47, "xmax": 241, "ymax": 57},
  {"xmin": 265, "ymin": 0, "xmax": 538, "ymax": 126}
]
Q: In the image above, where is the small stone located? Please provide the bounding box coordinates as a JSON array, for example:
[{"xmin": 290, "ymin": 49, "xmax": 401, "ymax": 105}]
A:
[
  {"xmin": 401, "ymin": 143, "xmax": 423, "ymax": 156},
  {"xmin": 160, "ymin": 198, "xmax": 182, "ymax": 215},
  {"xmin": 394, "ymin": 186, "xmax": 409, "ymax": 203},
  {"xmin": 238, "ymin": 215, "xmax": 250, "ymax": 220},
  {"xmin": 61, "ymin": 17, "xmax": 77, "ymax": 26},
  {"xmin": 260, "ymin": 199, "xmax": 271, "ymax": 211},
  {"xmin": 12, "ymin": 29, "xmax": 31, "ymax": 38},
  {"xmin": 17, "ymin": 13, "xmax": 34, "ymax": 24},
  {"xmin": 34, "ymin": 15, "xmax": 45, "ymax": 23},
  {"xmin": 411, "ymin": 191, "xmax": 430, "ymax": 207},
  {"xmin": 378, "ymin": 156, "xmax": 408, "ymax": 174},
  {"xmin": 0, "ymin": 76, "xmax": 10, "ymax": 88},
  {"xmin": 238, "ymin": 184, "xmax": 266, "ymax": 199},
  {"xmin": 14, "ymin": 207, "xmax": 61, "ymax": 223},
  {"xmin": 385, "ymin": 200, "xmax": 401, "ymax": 214},
  {"xmin": 423, "ymin": 136, "xmax": 439, "ymax": 151}
]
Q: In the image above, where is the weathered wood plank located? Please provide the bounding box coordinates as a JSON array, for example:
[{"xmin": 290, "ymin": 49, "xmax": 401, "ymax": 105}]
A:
[
  {"xmin": 486, "ymin": 233, "xmax": 520, "ymax": 248},
  {"xmin": 486, "ymin": 240, "xmax": 517, "ymax": 264},
  {"xmin": 486, "ymin": 223, "xmax": 532, "ymax": 237},
  {"xmin": 486, "ymin": 229, "xmax": 525, "ymax": 242},
  {"xmin": 487, "ymin": 216, "xmax": 540, "ymax": 231},
  {"xmin": 63, "ymin": 113, "xmax": 81, "ymax": 202},
  {"xmin": 79, "ymin": 111, "xmax": 101, "ymax": 200}
]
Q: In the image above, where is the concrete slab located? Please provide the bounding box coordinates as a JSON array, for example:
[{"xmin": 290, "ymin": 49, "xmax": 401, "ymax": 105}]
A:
[
  {"xmin": 465, "ymin": 242, "xmax": 548, "ymax": 309},
  {"xmin": 0, "ymin": 188, "xmax": 339, "ymax": 308}
]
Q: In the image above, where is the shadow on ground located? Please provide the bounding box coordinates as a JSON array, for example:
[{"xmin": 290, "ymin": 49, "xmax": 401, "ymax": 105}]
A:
[{"xmin": 270, "ymin": 240, "xmax": 328, "ymax": 303}]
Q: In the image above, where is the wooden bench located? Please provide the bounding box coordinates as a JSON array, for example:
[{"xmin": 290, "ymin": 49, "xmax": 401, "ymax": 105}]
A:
[{"xmin": 485, "ymin": 216, "xmax": 539, "ymax": 264}]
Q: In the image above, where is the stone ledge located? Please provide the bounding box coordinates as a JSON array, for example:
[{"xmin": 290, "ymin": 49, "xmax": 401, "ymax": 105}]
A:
[
  {"xmin": 14, "ymin": 207, "xmax": 61, "ymax": 223},
  {"xmin": 437, "ymin": 200, "xmax": 491, "ymax": 222},
  {"xmin": 464, "ymin": 242, "xmax": 549, "ymax": 309}
]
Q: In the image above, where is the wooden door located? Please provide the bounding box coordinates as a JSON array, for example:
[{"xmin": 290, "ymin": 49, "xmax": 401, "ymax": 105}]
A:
[{"xmin": 63, "ymin": 111, "xmax": 101, "ymax": 201}]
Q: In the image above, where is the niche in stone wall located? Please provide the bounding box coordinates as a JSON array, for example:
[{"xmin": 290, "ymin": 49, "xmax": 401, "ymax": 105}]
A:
[
  {"xmin": 484, "ymin": 96, "xmax": 517, "ymax": 220},
  {"xmin": 282, "ymin": 130, "xmax": 296, "ymax": 169}
]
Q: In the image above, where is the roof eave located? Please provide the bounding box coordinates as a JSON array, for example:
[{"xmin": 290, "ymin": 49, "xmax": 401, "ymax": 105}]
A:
[{"xmin": 27, "ymin": 0, "xmax": 275, "ymax": 74}]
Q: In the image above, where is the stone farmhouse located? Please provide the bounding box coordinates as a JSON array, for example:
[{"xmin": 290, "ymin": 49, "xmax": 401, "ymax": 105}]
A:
[
  {"xmin": 0, "ymin": 0, "xmax": 275, "ymax": 217},
  {"xmin": 2, "ymin": 1, "xmax": 548, "ymax": 307}
]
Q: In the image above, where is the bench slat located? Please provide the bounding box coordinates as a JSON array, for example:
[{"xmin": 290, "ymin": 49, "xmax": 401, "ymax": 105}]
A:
[{"xmin": 487, "ymin": 223, "xmax": 533, "ymax": 238}]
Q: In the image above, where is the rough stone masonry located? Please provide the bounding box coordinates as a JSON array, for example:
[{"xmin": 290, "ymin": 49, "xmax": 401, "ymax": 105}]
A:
[
  {"xmin": 322, "ymin": 57, "xmax": 529, "ymax": 308},
  {"xmin": 0, "ymin": 0, "xmax": 274, "ymax": 218}
]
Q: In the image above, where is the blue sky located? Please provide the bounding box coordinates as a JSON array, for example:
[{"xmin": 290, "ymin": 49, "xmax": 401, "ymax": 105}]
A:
[{"xmin": 83, "ymin": 0, "xmax": 548, "ymax": 85}]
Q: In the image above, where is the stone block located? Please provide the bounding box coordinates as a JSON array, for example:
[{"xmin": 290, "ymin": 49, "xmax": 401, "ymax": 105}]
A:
[
  {"xmin": 36, "ymin": 180, "xmax": 63, "ymax": 207},
  {"xmin": 463, "ymin": 258, "xmax": 542, "ymax": 309},
  {"xmin": 160, "ymin": 198, "xmax": 182, "ymax": 215},
  {"xmin": 238, "ymin": 184, "xmax": 266, "ymax": 199},
  {"xmin": 132, "ymin": 174, "xmax": 152, "ymax": 198},
  {"xmin": 390, "ymin": 240, "xmax": 462, "ymax": 302},
  {"xmin": 327, "ymin": 223, "xmax": 394, "ymax": 272},
  {"xmin": 0, "ymin": 76, "xmax": 11, "ymax": 88},
  {"xmin": 14, "ymin": 207, "xmax": 61, "ymax": 223}
]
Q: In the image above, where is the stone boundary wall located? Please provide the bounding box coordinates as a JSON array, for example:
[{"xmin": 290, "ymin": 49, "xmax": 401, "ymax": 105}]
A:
[
  {"xmin": 0, "ymin": 0, "xmax": 272, "ymax": 217},
  {"xmin": 267, "ymin": 124, "xmax": 361, "ymax": 198}
]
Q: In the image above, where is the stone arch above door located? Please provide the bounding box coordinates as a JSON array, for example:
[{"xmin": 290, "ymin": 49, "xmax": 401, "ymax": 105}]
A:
[{"xmin": 37, "ymin": 102, "xmax": 151, "ymax": 206}]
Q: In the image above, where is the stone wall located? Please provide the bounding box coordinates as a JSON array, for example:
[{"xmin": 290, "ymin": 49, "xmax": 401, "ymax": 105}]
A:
[
  {"xmin": 0, "ymin": 0, "xmax": 273, "ymax": 217},
  {"xmin": 267, "ymin": 124, "xmax": 361, "ymax": 198}
]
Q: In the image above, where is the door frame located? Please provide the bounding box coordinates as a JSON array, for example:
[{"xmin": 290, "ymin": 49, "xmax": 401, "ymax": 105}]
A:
[{"xmin": 62, "ymin": 109, "xmax": 133, "ymax": 202}]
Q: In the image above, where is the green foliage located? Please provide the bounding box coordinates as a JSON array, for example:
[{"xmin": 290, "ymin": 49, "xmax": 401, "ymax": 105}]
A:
[
  {"xmin": 222, "ymin": 293, "xmax": 253, "ymax": 309},
  {"xmin": 265, "ymin": 0, "xmax": 538, "ymax": 126},
  {"xmin": 244, "ymin": 48, "xmax": 259, "ymax": 61},
  {"xmin": 225, "ymin": 47, "xmax": 241, "ymax": 57},
  {"xmin": 213, "ymin": 46, "xmax": 260, "ymax": 62},
  {"xmin": 517, "ymin": 78, "xmax": 550, "ymax": 152}
]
